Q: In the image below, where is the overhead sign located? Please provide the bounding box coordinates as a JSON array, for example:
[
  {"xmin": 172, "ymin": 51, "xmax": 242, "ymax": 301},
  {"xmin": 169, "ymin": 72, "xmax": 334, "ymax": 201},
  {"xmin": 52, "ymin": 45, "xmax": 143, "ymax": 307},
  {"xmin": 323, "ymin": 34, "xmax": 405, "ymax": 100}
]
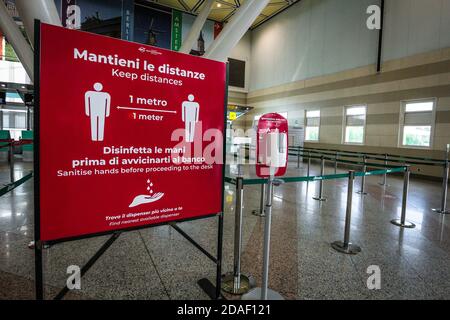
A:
[
  {"xmin": 228, "ymin": 112, "xmax": 237, "ymax": 121},
  {"xmin": 256, "ymin": 113, "xmax": 288, "ymax": 178},
  {"xmin": 37, "ymin": 23, "xmax": 226, "ymax": 242},
  {"xmin": 24, "ymin": 93, "xmax": 34, "ymax": 106}
]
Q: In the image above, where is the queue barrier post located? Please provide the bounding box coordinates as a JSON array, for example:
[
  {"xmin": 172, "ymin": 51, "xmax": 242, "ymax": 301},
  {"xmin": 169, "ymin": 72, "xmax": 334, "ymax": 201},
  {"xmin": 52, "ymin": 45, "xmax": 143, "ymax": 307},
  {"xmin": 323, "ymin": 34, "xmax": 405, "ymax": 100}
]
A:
[
  {"xmin": 391, "ymin": 166, "xmax": 416, "ymax": 228},
  {"xmin": 242, "ymin": 177, "xmax": 284, "ymax": 300},
  {"xmin": 432, "ymin": 144, "xmax": 450, "ymax": 215},
  {"xmin": 335, "ymin": 152, "xmax": 339, "ymax": 174},
  {"xmin": 252, "ymin": 182, "xmax": 267, "ymax": 217},
  {"xmin": 9, "ymin": 142, "xmax": 14, "ymax": 183},
  {"xmin": 357, "ymin": 155, "xmax": 368, "ymax": 195},
  {"xmin": 222, "ymin": 177, "xmax": 251, "ymax": 295},
  {"xmin": 307, "ymin": 151, "xmax": 311, "ymax": 178},
  {"xmin": 313, "ymin": 155, "xmax": 327, "ymax": 201},
  {"xmin": 297, "ymin": 147, "xmax": 301, "ymax": 169},
  {"xmin": 331, "ymin": 171, "xmax": 361, "ymax": 254},
  {"xmin": 379, "ymin": 153, "xmax": 389, "ymax": 187},
  {"xmin": 237, "ymin": 144, "xmax": 244, "ymax": 176}
]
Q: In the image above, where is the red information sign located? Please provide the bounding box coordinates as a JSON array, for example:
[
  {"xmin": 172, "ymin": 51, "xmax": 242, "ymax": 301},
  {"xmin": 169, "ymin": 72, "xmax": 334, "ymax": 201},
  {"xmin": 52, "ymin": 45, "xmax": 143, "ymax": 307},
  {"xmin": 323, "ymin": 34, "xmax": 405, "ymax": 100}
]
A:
[
  {"xmin": 256, "ymin": 113, "xmax": 288, "ymax": 178},
  {"xmin": 38, "ymin": 23, "xmax": 226, "ymax": 242}
]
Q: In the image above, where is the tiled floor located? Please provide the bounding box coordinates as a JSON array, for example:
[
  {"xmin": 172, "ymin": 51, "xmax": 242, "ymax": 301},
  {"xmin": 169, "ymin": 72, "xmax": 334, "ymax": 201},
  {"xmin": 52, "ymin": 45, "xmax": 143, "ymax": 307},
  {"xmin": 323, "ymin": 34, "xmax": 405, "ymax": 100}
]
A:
[{"xmin": 0, "ymin": 160, "xmax": 449, "ymax": 300}]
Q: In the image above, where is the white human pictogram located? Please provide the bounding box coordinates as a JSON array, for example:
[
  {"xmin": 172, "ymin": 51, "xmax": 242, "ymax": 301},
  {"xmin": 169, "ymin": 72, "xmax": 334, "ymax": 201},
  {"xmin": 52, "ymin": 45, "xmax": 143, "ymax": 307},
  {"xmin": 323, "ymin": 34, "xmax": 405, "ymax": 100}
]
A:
[
  {"xmin": 182, "ymin": 94, "xmax": 200, "ymax": 143},
  {"xmin": 84, "ymin": 82, "xmax": 111, "ymax": 141}
]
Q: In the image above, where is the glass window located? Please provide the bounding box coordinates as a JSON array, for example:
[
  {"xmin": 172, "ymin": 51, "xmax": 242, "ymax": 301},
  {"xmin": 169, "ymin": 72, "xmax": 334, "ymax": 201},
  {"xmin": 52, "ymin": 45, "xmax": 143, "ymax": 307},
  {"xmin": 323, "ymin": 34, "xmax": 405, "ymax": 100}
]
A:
[
  {"xmin": 306, "ymin": 110, "xmax": 320, "ymax": 118},
  {"xmin": 15, "ymin": 113, "xmax": 26, "ymax": 129},
  {"xmin": 402, "ymin": 126, "xmax": 431, "ymax": 147},
  {"xmin": 305, "ymin": 110, "xmax": 320, "ymax": 141},
  {"xmin": 345, "ymin": 126, "xmax": 365, "ymax": 144},
  {"xmin": 2, "ymin": 112, "xmax": 9, "ymax": 128},
  {"xmin": 5, "ymin": 92, "xmax": 23, "ymax": 104},
  {"xmin": 1, "ymin": 109, "xmax": 28, "ymax": 140},
  {"xmin": 400, "ymin": 100, "xmax": 435, "ymax": 148},
  {"xmin": 344, "ymin": 106, "xmax": 366, "ymax": 144},
  {"xmin": 305, "ymin": 127, "xmax": 319, "ymax": 141},
  {"xmin": 405, "ymin": 102, "xmax": 433, "ymax": 113}
]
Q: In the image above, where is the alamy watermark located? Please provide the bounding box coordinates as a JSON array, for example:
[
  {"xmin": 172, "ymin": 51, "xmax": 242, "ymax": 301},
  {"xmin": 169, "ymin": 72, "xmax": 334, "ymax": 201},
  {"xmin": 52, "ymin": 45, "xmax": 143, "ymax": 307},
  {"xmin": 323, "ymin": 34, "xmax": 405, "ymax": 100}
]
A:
[
  {"xmin": 367, "ymin": 265, "xmax": 381, "ymax": 290},
  {"xmin": 66, "ymin": 265, "xmax": 81, "ymax": 290},
  {"xmin": 366, "ymin": 5, "xmax": 382, "ymax": 30}
]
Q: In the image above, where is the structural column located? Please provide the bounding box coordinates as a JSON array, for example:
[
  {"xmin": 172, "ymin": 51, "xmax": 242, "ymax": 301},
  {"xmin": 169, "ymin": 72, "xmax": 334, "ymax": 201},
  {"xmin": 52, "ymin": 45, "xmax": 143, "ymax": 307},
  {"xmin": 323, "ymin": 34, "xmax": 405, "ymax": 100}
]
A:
[
  {"xmin": 205, "ymin": 0, "xmax": 270, "ymax": 61},
  {"xmin": 0, "ymin": 0, "xmax": 34, "ymax": 78},
  {"xmin": 15, "ymin": 0, "xmax": 61, "ymax": 44},
  {"xmin": 179, "ymin": 0, "xmax": 215, "ymax": 54}
]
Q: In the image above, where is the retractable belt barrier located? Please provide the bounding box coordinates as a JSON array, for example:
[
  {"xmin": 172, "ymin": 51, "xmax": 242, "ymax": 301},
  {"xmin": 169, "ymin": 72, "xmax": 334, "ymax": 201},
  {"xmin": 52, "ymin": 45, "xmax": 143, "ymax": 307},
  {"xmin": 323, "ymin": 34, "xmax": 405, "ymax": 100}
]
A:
[
  {"xmin": 224, "ymin": 160, "xmax": 411, "ymax": 295},
  {"xmin": 226, "ymin": 165, "xmax": 406, "ymax": 186},
  {"xmin": 289, "ymin": 146, "xmax": 446, "ymax": 164},
  {"xmin": 290, "ymin": 148, "xmax": 444, "ymax": 166},
  {"xmin": 289, "ymin": 145, "xmax": 450, "ymax": 215}
]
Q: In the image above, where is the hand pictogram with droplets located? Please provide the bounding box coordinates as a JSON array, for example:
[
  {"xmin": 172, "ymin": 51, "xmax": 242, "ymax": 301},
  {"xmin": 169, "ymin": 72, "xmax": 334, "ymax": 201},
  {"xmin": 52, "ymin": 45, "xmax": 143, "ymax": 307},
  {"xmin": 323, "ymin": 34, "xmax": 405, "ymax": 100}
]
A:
[{"xmin": 129, "ymin": 178, "xmax": 164, "ymax": 208}]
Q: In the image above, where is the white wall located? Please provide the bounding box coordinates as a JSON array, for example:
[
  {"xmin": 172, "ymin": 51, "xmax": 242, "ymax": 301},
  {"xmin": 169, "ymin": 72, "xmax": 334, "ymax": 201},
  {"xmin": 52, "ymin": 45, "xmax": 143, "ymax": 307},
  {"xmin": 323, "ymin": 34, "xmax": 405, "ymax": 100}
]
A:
[
  {"xmin": 383, "ymin": 0, "xmax": 450, "ymax": 61},
  {"xmin": 250, "ymin": 0, "xmax": 380, "ymax": 91},
  {"xmin": 249, "ymin": 0, "xmax": 450, "ymax": 92},
  {"xmin": 0, "ymin": 60, "xmax": 31, "ymax": 84}
]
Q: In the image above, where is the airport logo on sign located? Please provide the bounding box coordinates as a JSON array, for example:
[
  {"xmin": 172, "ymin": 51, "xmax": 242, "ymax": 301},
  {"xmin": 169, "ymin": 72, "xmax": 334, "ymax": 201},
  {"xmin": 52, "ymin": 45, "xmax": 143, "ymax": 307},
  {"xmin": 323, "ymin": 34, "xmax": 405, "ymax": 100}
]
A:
[{"xmin": 138, "ymin": 47, "xmax": 163, "ymax": 56}]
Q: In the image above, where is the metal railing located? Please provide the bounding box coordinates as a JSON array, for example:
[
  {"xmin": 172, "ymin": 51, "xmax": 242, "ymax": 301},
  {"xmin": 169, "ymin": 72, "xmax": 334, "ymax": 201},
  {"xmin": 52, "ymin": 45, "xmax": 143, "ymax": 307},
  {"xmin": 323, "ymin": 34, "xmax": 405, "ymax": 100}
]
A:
[{"xmin": 289, "ymin": 145, "xmax": 450, "ymax": 215}]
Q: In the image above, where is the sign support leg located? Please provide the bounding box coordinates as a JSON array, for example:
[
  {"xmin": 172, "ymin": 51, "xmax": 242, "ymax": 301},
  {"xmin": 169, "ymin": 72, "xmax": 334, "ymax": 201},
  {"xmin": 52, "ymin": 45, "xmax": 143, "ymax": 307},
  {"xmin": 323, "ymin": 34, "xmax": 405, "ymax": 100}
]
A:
[
  {"xmin": 53, "ymin": 232, "xmax": 121, "ymax": 300},
  {"xmin": 35, "ymin": 241, "xmax": 44, "ymax": 300},
  {"xmin": 222, "ymin": 177, "xmax": 251, "ymax": 295},
  {"xmin": 215, "ymin": 212, "xmax": 224, "ymax": 299}
]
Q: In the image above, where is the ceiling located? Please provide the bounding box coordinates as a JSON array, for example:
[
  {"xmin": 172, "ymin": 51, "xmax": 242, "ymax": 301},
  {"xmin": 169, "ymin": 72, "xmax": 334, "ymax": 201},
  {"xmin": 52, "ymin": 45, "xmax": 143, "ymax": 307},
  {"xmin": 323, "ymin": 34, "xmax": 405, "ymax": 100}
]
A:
[{"xmin": 145, "ymin": 0, "xmax": 300, "ymax": 29}]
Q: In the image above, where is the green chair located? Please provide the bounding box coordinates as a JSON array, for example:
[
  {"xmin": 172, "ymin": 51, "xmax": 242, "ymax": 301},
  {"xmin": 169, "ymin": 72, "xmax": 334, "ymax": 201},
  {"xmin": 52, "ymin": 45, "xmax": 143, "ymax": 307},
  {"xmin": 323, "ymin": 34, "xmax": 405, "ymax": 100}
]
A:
[
  {"xmin": 0, "ymin": 130, "xmax": 11, "ymax": 162},
  {"xmin": 21, "ymin": 130, "xmax": 33, "ymax": 151},
  {"xmin": 21, "ymin": 130, "xmax": 33, "ymax": 162}
]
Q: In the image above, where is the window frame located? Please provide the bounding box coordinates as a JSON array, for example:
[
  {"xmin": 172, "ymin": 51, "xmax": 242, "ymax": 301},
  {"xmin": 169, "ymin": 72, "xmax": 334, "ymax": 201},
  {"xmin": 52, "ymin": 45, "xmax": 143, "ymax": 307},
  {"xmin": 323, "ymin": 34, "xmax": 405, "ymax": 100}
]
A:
[
  {"xmin": 342, "ymin": 105, "xmax": 367, "ymax": 145},
  {"xmin": 398, "ymin": 98, "xmax": 437, "ymax": 150},
  {"xmin": 304, "ymin": 110, "xmax": 321, "ymax": 142}
]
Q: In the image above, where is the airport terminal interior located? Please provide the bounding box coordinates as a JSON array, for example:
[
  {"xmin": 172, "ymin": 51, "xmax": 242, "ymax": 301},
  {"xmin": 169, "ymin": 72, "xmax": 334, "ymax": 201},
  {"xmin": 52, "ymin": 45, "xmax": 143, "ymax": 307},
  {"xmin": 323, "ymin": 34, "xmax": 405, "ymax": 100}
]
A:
[{"xmin": 1, "ymin": 0, "xmax": 450, "ymax": 301}]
